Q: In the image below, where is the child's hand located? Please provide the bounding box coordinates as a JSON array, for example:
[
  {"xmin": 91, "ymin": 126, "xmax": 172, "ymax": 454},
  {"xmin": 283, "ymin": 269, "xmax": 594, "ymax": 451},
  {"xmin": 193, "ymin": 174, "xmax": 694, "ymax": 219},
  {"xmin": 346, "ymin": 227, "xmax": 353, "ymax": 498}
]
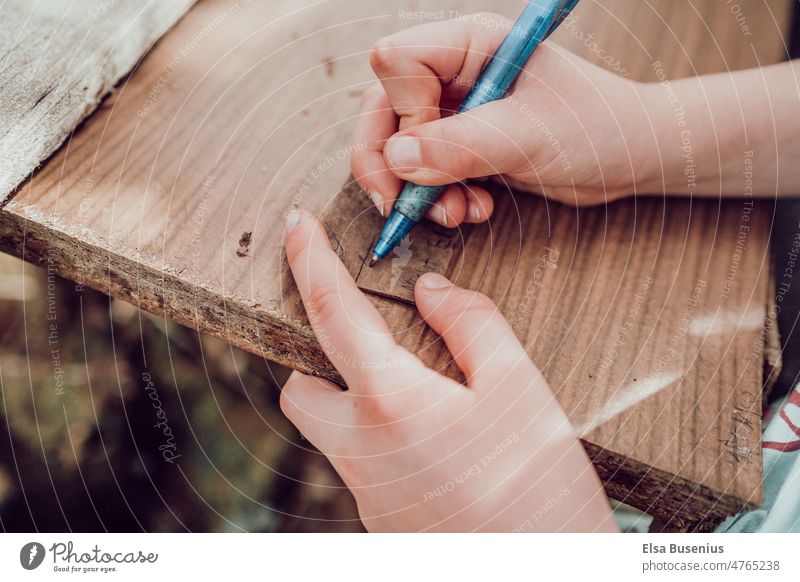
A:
[
  {"xmin": 281, "ymin": 209, "xmax": 617, "ymax": 532},
  {"xmin": 351, "ymin": 13, "xmax": 653, "ymax": 226}
]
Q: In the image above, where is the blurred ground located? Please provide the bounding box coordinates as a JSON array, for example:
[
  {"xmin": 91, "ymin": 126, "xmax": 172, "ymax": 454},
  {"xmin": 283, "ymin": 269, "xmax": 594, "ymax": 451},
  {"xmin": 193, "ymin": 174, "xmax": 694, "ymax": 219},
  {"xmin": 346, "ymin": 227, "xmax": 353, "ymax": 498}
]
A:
[{"xmin": 0, "ymin": 252, "xmax": 363, "ymax": 532}]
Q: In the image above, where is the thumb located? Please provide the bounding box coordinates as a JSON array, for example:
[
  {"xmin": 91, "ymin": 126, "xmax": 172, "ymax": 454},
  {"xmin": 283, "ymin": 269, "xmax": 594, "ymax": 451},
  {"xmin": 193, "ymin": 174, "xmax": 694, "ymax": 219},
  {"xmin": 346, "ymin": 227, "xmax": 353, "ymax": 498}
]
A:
[
  {"xmin": 414, "ymin": 272, "xmax": 534, "ymax": 388},
  {"xmin": 383, "ymin": 100, "xmax": 526, "ymax": 185}
]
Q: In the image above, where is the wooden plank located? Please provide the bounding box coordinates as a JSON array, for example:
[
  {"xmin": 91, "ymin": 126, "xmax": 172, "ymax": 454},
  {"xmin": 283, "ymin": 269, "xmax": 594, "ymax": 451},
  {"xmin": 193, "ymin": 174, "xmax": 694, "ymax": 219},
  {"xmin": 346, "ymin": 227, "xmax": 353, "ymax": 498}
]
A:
[
  {"xmin": 0, "ymin": 0, "xmax": 791, "ymax": 531},
  {"xmin": 0, "ymin": 0, "xmax": 196, "ymax": 204}
]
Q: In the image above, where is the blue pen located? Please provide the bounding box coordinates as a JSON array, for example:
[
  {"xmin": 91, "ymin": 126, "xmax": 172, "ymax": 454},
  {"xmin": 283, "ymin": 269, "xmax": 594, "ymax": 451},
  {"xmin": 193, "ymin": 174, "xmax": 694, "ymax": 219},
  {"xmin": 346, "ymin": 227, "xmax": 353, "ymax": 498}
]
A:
[{"xmin": 369, "ymin": 0, "xmax": 579, "ymax": 266}]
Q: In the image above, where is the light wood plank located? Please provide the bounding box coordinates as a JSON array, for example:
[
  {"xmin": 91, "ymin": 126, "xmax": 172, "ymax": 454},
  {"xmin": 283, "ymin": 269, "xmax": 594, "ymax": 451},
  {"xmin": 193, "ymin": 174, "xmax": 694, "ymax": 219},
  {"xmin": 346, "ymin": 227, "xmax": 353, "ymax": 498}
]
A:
[{"xmin": 0, "ymin": 0, "xmax": 196, "ymax": 203}]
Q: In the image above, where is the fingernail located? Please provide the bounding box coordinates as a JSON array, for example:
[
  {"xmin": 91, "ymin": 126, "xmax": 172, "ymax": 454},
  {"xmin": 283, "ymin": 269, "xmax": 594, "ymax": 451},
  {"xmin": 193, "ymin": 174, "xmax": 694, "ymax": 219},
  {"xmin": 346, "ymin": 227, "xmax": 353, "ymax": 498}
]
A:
[
  {"xmin": 468, "ymin": 202, "xmax": 482, "ymax": 222},
  {"xmin": 386, "ymin": 136, "xmax": 421, "ymax": 169},
  {"xmin": 420, "ymin": 272, "xmax": 451, "ymax": 289},
  {"xmin": 432, "ymin": 204, "xmax": 448, "ymax": 227},
  {"xmin": 286, "ymin": 209, "xmax": 302, "ymax": 230},
  {"xmin": 369, "ymin": 191, "xmax": 385, "ymax": 216}
]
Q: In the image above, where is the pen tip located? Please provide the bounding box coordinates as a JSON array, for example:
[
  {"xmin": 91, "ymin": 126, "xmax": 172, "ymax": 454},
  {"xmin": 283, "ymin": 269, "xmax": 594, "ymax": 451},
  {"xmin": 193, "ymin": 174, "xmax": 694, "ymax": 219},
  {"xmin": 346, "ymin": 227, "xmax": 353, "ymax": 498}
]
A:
[{"xmin": 368, "ymin": 255, "xmax": 379, "ymax": 268}]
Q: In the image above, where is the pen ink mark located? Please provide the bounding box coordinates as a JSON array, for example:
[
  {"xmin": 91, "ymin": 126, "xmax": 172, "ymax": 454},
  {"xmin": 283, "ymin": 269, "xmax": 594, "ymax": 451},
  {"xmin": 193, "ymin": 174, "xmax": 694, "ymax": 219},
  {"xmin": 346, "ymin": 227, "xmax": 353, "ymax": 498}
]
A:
[{"xmin": 355, "ymin": 236, "xmax": 376, "ymax": 283}]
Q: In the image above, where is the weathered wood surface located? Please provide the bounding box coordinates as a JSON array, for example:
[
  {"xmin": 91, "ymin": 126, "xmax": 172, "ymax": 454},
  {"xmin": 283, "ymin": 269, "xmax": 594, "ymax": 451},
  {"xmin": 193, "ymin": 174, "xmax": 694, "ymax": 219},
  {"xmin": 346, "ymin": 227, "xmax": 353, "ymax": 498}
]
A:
[
  {"xmin": 0, "ymin": 0, "xmax": 792, "ymax": 531},
  {"xmin": 0, "ymin": 0, "xmax": 196, "ymax": 203}
]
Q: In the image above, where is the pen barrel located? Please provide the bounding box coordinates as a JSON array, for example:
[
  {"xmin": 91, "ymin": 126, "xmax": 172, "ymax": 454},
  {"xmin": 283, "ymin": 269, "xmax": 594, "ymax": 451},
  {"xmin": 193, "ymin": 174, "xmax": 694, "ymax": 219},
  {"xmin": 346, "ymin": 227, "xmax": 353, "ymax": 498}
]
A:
[
  {"xmin": 458, "ymin": 0, "xmax": 565, "ymax": 112},
  {"xmin": 394, "ymin": 182, "xmax": 447, "ymax": 222}
]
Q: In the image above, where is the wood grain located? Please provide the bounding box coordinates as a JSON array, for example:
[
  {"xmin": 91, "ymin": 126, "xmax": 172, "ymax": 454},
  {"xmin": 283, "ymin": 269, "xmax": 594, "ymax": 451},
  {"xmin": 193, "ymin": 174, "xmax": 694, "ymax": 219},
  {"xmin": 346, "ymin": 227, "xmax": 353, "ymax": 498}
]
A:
[
  {"xmin": 0, "ymin": 0, "xmax": 792, "ymax": 531},
  {"xmin": 0, "ymin": 0, "xmax": 195, "ymax": 203}
]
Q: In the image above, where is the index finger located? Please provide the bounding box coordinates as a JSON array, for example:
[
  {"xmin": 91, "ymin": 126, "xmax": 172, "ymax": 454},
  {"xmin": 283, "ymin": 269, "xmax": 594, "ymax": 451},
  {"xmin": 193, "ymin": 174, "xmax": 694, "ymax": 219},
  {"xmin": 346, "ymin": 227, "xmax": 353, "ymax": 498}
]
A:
[
  {"xmin": 370, "ymin": 13, "xmax": 511, "ymax": 130},
  {"xmin": 283, "ymin": 208, "xmax": 410, "ymax": 389}
]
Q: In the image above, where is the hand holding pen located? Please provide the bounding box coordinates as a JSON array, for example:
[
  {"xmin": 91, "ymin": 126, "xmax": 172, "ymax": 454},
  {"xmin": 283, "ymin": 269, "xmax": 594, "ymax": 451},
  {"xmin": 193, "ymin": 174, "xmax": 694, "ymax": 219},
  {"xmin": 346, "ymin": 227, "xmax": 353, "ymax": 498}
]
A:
[
  {"xmin": 351, "ymin": 4, "xmax": 652, "ymax": 258},
  {"xmin": 367, "ymin": 1, "xmax": 581, "ymax": 264}
]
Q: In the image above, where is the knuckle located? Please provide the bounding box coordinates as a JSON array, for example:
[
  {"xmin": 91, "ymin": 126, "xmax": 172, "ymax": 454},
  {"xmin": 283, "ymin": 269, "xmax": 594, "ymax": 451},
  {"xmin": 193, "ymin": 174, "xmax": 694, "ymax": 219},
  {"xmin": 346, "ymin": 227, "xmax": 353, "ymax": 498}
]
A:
[
  {"xmin": 456, "ymin": 289, "xmax": 497, "ymax": 314},
  {"xmin": 355, "ymin": 392, "xmax": 394, "ymax": 422},
  {"xmin": 351, "ymin": 377, "xmax": 421, "ymax": 422},
  {"xmin": 369, "ymin": 37, "xmax": 399, "ymax": 73}
]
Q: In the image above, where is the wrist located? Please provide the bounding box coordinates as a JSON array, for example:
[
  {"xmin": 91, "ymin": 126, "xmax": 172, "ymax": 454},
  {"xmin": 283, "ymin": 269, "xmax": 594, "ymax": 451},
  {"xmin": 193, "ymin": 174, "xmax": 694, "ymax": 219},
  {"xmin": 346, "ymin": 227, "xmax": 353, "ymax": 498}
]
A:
[
  {"xmin": 632, "ymin": 74, "xmax": 745, "ymax": 198},
  {"xmin": 626, "ymin": 80, "xmax": 674, "ymax": 196}
]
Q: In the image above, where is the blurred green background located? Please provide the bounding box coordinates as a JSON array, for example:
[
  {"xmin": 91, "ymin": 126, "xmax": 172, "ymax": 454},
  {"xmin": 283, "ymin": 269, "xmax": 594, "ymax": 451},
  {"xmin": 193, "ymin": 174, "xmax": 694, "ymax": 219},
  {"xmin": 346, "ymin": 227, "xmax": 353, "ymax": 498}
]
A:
[{"xmin": 0, "ymin": 252, "xmax": 363, "ymax": 532}]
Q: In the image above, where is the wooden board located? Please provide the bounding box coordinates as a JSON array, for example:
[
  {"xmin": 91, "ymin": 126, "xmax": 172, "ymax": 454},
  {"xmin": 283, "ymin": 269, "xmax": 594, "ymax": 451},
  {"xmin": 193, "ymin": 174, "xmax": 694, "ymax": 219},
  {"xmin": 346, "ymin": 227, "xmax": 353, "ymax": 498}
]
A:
[
  {"xmin": 0, "ymin": 0, "xmax": 196, "ymax": 203},
  {"xmin": 0, "ymin": 0, "xmax": 792, "ymax": 531}
]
